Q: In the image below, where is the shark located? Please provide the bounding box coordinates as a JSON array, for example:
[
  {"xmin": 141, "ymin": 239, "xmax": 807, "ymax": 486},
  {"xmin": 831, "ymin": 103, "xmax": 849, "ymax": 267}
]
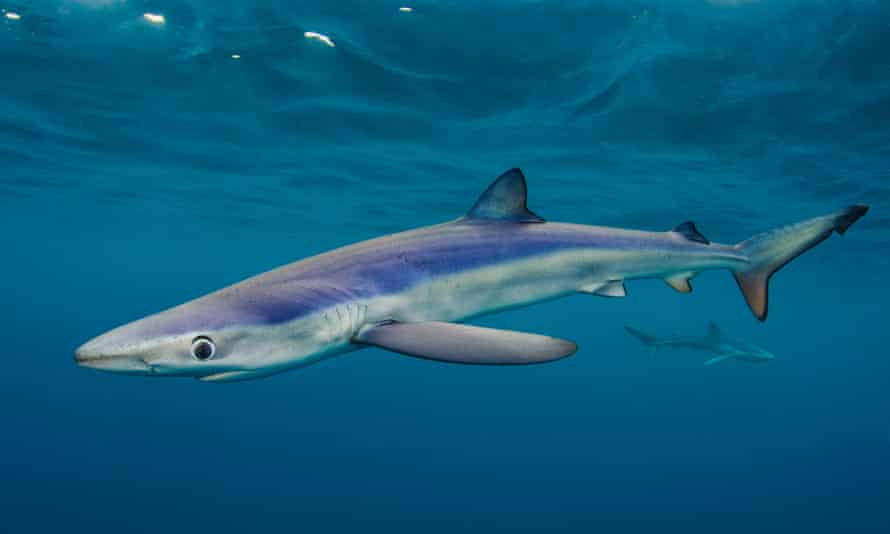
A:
[
  {"xmin": 74, "ymin": 168, "xmax": 868, "ymax": 382},
  {"xmin": 625, "ymin": 322, "xmax": 775, "ymax": 365}
]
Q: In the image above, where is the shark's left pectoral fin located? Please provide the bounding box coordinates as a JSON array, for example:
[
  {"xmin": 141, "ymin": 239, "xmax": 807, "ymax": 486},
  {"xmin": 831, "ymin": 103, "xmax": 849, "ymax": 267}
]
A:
[
  {"xmin": 199, "ymin": 369, "xmax": 282, "ymax": 382},
  {"xmin": 199, "ymin": 370, "xmax": 260, "ymax": 382},
  {"xmin": 354, "ymin": 321, "xmax": 577, "ymax": 365},
  {"xmin": 704, "ymin": 355, "xmax": 731, "ymax": 366}
]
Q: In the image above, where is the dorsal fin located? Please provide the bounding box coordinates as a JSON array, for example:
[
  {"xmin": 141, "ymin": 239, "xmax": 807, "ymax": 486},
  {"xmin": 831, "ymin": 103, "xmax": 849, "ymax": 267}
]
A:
[
  {"xmin": 707, "ymin": 321, "xmax": 721, "ymax": 340},
  {"xmin": 672, "ymin": 221, "xmax": 709, "ymax": 244},
  {"xmin": 465, "ymin": 168, "xmax": 545, "ymax": 223}
]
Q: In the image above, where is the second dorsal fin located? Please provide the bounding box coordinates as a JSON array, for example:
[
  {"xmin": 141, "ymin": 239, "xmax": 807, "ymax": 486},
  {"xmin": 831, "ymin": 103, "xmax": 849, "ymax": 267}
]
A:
[
  {"xmin": 672, "ymin": 221, "xmax": 709, "ymax": 244},
  {"xmin": 465, "ymin": 168, "xmax": 545, "ymax": 223}
]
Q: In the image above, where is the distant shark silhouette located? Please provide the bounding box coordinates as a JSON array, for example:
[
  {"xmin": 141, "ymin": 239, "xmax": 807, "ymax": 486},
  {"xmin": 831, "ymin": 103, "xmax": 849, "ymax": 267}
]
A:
[{"xmin": 625, "ymin": 322, "xmax": 775, "ymax": 365}]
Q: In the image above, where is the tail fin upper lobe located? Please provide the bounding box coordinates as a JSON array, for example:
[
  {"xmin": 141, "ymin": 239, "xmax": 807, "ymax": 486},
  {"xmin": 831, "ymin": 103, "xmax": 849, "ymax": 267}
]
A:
[{"xmin": 733, "ymin": 204, "xmax": 868, "ymax": 321}]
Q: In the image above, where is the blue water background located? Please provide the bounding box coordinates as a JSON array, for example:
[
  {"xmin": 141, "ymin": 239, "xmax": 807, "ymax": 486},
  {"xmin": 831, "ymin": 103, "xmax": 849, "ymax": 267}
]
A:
[{"xmin": 2, "ymin": 1, "xmax": 889, "ymax": 532}]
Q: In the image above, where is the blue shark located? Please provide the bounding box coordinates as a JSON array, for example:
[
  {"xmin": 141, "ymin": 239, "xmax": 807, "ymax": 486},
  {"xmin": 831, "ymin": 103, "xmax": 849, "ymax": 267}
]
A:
[
  {"xmin": 74, "ymin": 169, "xmax": 868, "ymax": 382},
  {"xmin": 626, "ymin": 322, "xmax": 776, "ymax": 365}
]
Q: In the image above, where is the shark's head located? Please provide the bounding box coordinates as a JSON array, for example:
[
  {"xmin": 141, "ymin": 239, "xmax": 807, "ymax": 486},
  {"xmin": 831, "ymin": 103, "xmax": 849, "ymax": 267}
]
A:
[
  {"xmin": 75, "ymin": 284, "xmax": 358, "ymax": 381},
  {"xmin": 755, "ymin": 348, "xmax": 776, "ymax": 361}
]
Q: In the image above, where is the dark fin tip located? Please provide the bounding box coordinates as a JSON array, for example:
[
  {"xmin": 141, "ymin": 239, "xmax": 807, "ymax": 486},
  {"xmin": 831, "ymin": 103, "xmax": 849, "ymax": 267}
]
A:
[
  {"xmin": 836, "ymin": 204, "xmax": 869, "ymax": 235},
  {"xmin": 673, "ymin": 221, "xmax": 710, "ymax": 245}
]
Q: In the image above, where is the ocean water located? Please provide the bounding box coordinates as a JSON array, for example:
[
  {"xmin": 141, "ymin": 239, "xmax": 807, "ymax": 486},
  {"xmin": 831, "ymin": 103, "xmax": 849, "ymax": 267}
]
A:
[{"xmin": 2, "ymin": 1, "xmax": 888, "ymax": 532}]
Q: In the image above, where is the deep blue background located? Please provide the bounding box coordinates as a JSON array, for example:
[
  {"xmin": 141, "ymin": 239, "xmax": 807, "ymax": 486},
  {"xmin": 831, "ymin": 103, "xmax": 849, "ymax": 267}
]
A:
[{"xmin": 2, "ymin": 1, "xmax": 888, "ymax": 532}]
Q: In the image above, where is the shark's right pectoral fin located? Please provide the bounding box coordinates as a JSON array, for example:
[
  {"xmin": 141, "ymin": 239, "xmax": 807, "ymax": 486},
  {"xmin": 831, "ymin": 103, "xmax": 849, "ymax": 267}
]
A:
[
  {"xmin": 353, "ymin": 321, "xmax": 577, "ymax": 365},
  {"xmin": 704, "ymin": 355, "xmax": 731, "ymax": 366}
]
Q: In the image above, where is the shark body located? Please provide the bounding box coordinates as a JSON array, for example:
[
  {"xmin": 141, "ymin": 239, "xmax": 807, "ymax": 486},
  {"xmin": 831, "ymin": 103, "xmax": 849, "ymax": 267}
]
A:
[
  {"xmin": 75, "ymin": 169, "xmax": 867, "ymax": 382},
  {"xmin": 625, "ymin": 322, "xmax": 775, "ymax": 365}
]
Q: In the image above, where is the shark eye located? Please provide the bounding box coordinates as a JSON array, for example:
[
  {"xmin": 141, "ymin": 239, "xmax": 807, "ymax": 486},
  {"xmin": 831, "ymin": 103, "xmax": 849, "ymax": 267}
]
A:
[{"xmin": 191, "ymin": 336, "xmax": 216, "ymax": 361}]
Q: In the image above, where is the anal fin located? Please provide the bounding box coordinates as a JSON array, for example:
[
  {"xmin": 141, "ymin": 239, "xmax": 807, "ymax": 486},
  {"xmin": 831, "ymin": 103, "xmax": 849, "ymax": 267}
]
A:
[{"xmin": 665, "ymin": 272, "xmax": 695, "ymax": 293}]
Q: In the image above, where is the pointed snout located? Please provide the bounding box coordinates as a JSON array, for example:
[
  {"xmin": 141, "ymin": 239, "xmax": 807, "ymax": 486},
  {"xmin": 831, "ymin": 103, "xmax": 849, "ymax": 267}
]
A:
[
  {"xmin": 75, "ymin": 334, "xmax": 152, "ymax": 374},
  {"xmin": 755, "ymin": 350, "xmax": 776, "ymax": 361}
]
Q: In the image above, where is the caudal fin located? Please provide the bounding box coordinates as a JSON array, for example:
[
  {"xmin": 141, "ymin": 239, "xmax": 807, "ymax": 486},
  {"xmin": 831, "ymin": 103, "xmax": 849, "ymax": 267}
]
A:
[
  {"xmin": 733, "ymin": 204, "xmax": 868, "ymax": 321},
  {"xmin": 624, "ymin": 325, "xmax": 658, "ymax": 354}
]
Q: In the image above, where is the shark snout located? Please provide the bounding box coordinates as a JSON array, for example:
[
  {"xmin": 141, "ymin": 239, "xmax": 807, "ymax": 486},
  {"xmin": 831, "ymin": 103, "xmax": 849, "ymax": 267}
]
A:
[{"xmin": 75, "ymin": 335, "xmax": 152, "ymax": 374}]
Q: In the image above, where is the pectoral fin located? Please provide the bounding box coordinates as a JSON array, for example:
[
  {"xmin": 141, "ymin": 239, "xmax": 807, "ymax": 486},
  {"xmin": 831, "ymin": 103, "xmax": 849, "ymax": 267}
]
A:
[
  {"xmin": 200, "ymin": 371, "xmax": 259, "ymax": 382},
  {"xmin": 198, "ymin": 370, "xmax": 279, "ymax": 382},
  {"xmin": 704, "ymin": 355, "xmax": 731, "ymax": 366},
  {"xmin": 354, "ymin": 321, "xmax": 577, "ymax": 365}
]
